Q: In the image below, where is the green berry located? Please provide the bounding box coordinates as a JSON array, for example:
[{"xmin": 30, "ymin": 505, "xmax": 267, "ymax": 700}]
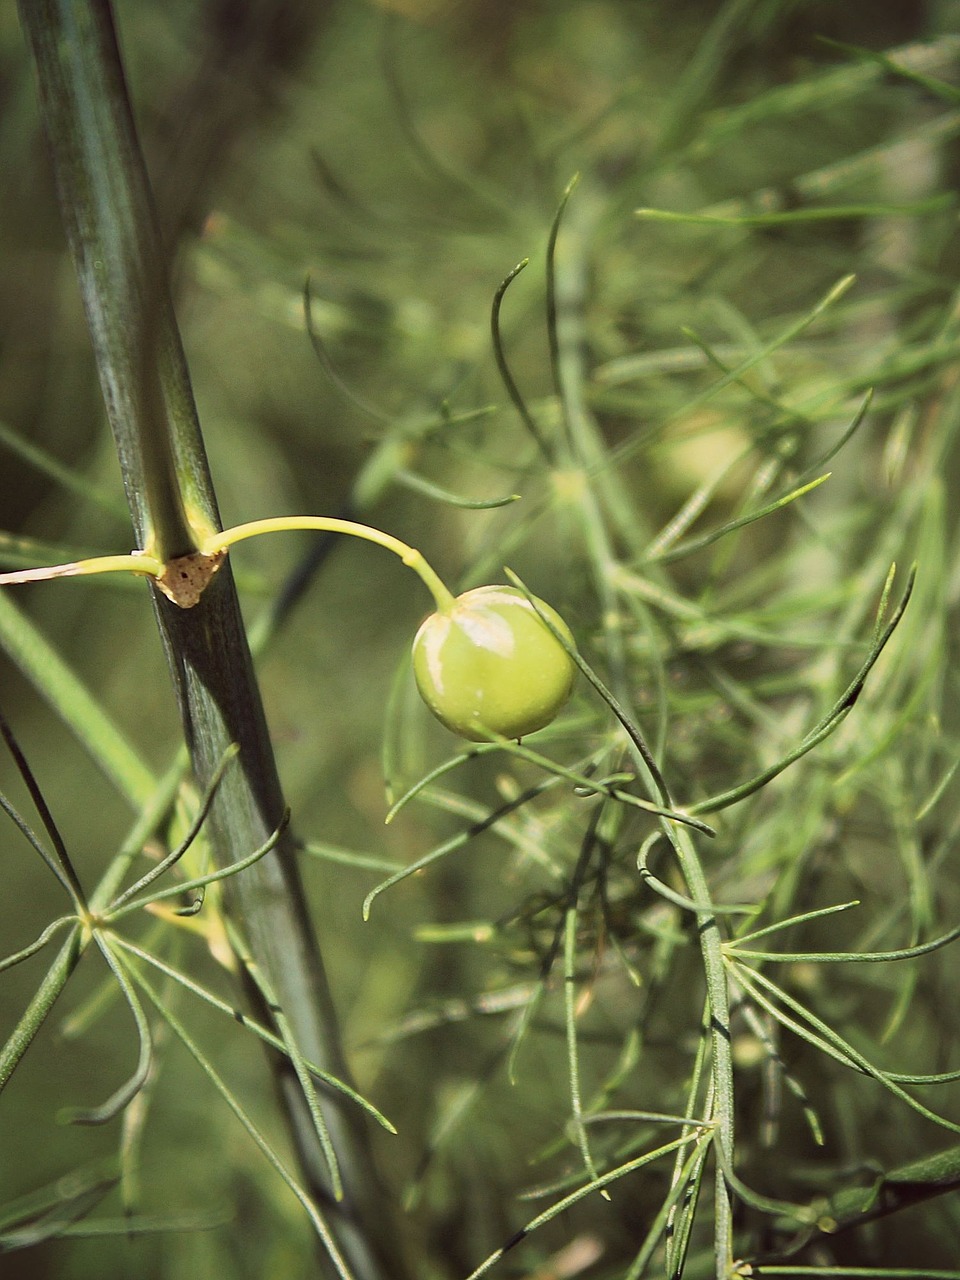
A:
[{"xmin": 412, "ymin": 585, "xmax": 576, "ymax": 742}]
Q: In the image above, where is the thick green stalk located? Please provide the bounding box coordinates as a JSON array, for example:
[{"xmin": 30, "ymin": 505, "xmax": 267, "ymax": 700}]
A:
[
  {"xmin": 19, "ymin": 0, "xmax": 202, "ymax": 560},
  {"xmin": 18, "ymin": 4, "xmax": 404, "ymax": 1277}
]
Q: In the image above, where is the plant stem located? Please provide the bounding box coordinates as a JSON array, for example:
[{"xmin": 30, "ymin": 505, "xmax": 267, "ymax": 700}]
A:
[
  {"xmin": 18, "ymin": 3, "xmax": 406, "ymax": 1276},
  {"xmin": 19, "ymin": 0, "xmax": 207, "ymax": 562},
  {"xmin": 205, "ymin": 516, "xmax": 457, "ymax": 612},
  {"xmin": 766, "ymin": 1142, "xmax": 960, "ymax": 1257},
  {"xmin": 551, "ymin": 185, "xmax": 735, "ymax": 1277},
  {"xmin": 0, "ymin": 517, "xmax": 458, "ymax": 613}
]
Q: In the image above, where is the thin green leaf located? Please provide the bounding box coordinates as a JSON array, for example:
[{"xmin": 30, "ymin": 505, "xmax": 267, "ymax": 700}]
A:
[
  {"xmin": 0, "ymin": 417, "xmax": 127, "ymax": 518},
  {"xmin": 0, "ymin": 1163, "xmax": 118, "ymax": 1252},
  {"xmin": 795, "ymin": 390, "xmax": 873, "ymax": 487},
  {"xmin": 59, "ymin": 933, "xmax": 153, "ymax": 1126},
  {"xmin": 0, "ymin": 916, "xmax": 77, "ymax": 974},
  {"xmin": 739, "ymin": 1001, "xmax": 824, "ymax": 1147},
  {"xmin": 0, "ymin": 591, "xmax": 155, "ymax": 808},
  {"xmin": 226, "ymin": 919, "xmax": 342, "ymax": 1199},
  {"xmin": 88, "ymin": 753, "xmax": 187, "ymax": 913},
  {"xmin": 3, "ymin": 1204, "xmax": 230, "ymax": 1246},
  {"xmin": 820, "ymin": 36, "xmax": 960, "ymax": 105},
  {"xmin": 364, "ymin": 776, "xmax": 560, "ymax": 919},
  {"xmin": 490, "ymin": 735, "xmax": 716, "ymax": 835},
  {"xmin": 731, "ymin": 961, "xmax": 960, "ymax": 1137},
  {"xmin": 503, "ymin": 568, "xmax": 674, "ymax": 807},
  {"xmin": 753, "ymin": 1269, "xmax": 960, "ymax": 1278},
  {"xmin": 689, "ymin": 565, "xmax": 915, "ymax": 814},
  {"xmin": 491, "ymin": 258, "xmax": 552, "ymax": 460},
  {"xmin": 646, "ymin": 474, "xmax": 830, "ymax": 566},
  {"xmin": 625, "ymin": 1140, "xmax": 709, "ymax": 1280},
  {"xmin": 112, "ymin": 936, "xmax": 395, "ymax": 1132},
  {"xmin": 107, "ymin": 743, "xmax": 239, "ymax": 912},
  {"xmin": 635, "ymin": 195, "xmax": 953, "ymax": 226},
  {"xmin": 0, "ymin": 709, "xmax": 87, "ymax": 907},
  {"xmin": 545, "ymin": 172, "xmax": 581, "ymax": 448},
  {"xmin": 916, "ymin": 758, "xmax": 960, "ymax": 822},
  {"xmin": 654, "ymin": 0, "xmax": 770, "ymax": 157},
  {"xmin": 303, "ymin": 276, "xmax": 392, "ymax": 424},
  {"xmin": 664, "ymin": 1003, "xmax": 713, "ymax": 1280},
  {"xmin": 106, "ymin": 809, "xmax": 290, "ymax": 922},
  {"xmin": 123, "ymin": 958, "xmax": 357, "ymax": 1280},
  {"xmin": 0, "ymin": 786, "xmax": 74, "ymax": 900},
  {"xmin": 299, "ymin": 840, "xmax": 403, "ymax": 874},
  {"xmin": 731, "ymin": 901, "xmax": 862, "ymax": 947},
  {"xmin": 507, "ymin": 982, "xmax": 546, "ymax": 1086},
  {"xmin": 711, "ymin": 1131, "xmax": 818, "ymax": 1224},
  {"xmin": 638, "ymin": 834, "xmax": 757, "ymax": 916},
  {"xmin": 394, "ymin": 469, "xmax": 520, "ymax": 510},
  {"xmin": 463, "ymin": 1132, "xmax": 706, "ymax": 1280},
  {"xmin": 384, "ymin": 742, "xmax": 499, "ymax": 824},
  {"xmin": 597, "ymin": 275, "xmax": 858, "ymax": 469},
  {"xmin": 0, "ymin": 929, "xmax": 84, "ymax": 1096},
  {"xmin": 563, "ymin": 908, "xmax": 606, "ymax": 1195},
  {"xmin": 730, "ymin": 916, "xmax": 960, "ymax": 965}
]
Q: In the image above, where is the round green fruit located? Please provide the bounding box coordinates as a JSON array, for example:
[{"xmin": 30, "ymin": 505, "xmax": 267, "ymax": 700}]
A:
[{"xmin": 412, "ymin": 585, "xmax": 576, "ymax": 742}]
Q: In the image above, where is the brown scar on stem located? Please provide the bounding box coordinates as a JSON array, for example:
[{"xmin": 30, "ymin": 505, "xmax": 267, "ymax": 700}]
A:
[{"xmin": 152, "ymin": 549, "xmax": 226, "ymax": 608}]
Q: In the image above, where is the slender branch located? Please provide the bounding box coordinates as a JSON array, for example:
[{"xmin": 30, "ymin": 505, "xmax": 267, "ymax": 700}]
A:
[{"xmin": 546, "ymin": 190, "xmax": 736, "ymax": 1276}]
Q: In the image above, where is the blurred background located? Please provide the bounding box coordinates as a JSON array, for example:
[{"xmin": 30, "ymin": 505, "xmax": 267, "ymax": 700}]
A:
[{"xmin": 2, "ymin": 1, "xmax": 960, "ymax": 1276}]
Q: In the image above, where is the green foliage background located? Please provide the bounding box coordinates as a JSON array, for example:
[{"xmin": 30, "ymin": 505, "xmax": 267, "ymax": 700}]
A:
[{"xmin": 2, "ymin": 1, "xmax": 960, "ymax": 1277}]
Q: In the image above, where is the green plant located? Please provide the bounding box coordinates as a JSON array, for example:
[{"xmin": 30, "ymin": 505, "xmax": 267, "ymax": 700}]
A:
[{"xmin": 0, "ymin": 520, "xmax": 578, "ymax": 744}]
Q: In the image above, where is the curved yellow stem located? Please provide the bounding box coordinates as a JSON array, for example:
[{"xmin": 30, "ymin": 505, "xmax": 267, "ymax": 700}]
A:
[
  {"xmin": 204, "ymin": 516, "xmax": 457, "ymax": 612},
  {"xmin": 0, "ymin": 517, "xmax": 457, "ymax": 613},
  {"xmin": 0, "ymin": 552, "xmax": 164, "ymax": 587}
]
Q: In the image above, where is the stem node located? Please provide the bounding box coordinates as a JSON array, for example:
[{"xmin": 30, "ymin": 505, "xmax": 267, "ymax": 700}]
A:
[{"xmin": 154, "ymin": 548, "xmax": 227, "ymax": 608}]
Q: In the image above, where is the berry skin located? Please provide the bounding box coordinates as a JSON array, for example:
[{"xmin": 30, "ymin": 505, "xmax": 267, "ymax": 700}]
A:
[{"xmin": 412, "ymin": 585, "xmax": 575, "ymax": 742}]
